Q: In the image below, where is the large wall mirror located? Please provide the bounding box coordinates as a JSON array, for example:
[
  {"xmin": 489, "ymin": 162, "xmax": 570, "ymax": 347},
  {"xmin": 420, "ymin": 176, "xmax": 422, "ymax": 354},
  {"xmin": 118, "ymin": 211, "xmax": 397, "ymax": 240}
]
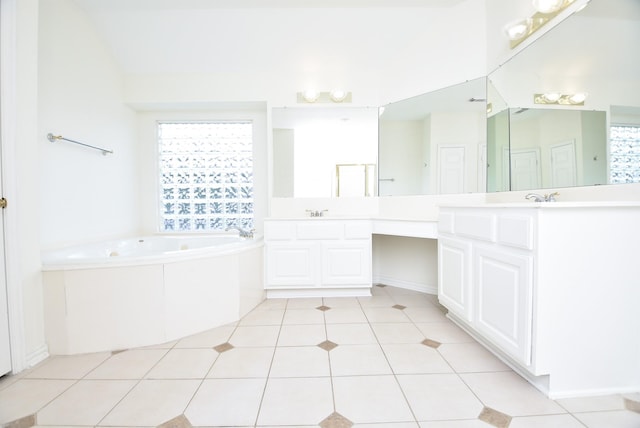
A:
[
  {"xmin": 272, "ymin": 107, "xmax": 378, "ymax": 198},
  {"xmin": 488, "ymin": 0, "xmax": 640, "ymax": 192},
  {"xmin": 378, "ymin": 78, "xmax": 487, "ymax": 196}
]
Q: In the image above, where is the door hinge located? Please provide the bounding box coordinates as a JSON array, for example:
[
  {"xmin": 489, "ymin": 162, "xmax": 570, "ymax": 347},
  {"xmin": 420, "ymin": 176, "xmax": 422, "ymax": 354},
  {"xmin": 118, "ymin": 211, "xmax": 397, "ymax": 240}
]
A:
[{"xmin": 0, "ymin": 198, "xmax": 6, "ymax": 209}]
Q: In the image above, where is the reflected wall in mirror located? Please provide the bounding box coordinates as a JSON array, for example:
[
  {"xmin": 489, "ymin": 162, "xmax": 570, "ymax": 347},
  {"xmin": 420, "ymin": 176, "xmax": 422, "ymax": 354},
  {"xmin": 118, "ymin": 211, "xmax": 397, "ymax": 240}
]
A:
[
  {"xmin": 272, "ymin": 107, "xmax": 378, "ymax": 198},
  {"xmin": 378, "ymin": 78, "xmax": 487, "ymax": 196},
  {"xmin": 487, "ymin": 0, "xmax": 640, "ymax": 192}
]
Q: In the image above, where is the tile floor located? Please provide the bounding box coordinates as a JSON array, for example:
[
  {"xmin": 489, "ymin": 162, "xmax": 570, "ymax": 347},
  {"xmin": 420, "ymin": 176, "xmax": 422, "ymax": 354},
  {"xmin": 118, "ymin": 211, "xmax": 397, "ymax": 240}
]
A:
[{"xmin": 1, "ymin": 285, "xmax": 639, "ymax": 428}]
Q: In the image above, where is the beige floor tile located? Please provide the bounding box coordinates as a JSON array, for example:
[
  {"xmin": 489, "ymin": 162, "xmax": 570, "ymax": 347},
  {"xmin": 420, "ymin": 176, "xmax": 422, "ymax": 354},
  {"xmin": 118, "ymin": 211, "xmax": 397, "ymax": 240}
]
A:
[
  {"xmin": 556, "ymin": 394, "xmax": 626, "ymax": 413},
  {"xmin": 364, "ymin": 307, "xmax": 411, "ymax": 323},
  {"xmin": 282, "ymin": 308, "xmax": 326, "ymax": 325},
  {"xmin": 24, "ymin": 352, "xmax": 111, "ymax": 379},
  {"xmin": 371, "ymin": 323, "xmax": 425, "ymax": 344},
  {"xmin": 334, "ymin": 375, "xmax": 414, "ymax": 424},
  {"xmin": 98, "ymin": 379, "xmax": 200, "ymax": 426},
  {"xmin": 355, "ymin": 423, "xmax": 419, "ymax": 428},
  {"xmin": 358, "ymin": 295, "xmax": 397, "ymax": 308},
  {"xmin": 85, "ymin": 349, "xmax": 168, "ymax": 379},
  {"xmin": 185, "ymin": 378, "xmax": 266, "ymax": 426},
  {"xmin": 37, "ymin": 380, "xmax": 136, "ymax": 426},
  {"xmin": 403, "ymin": 306, "xmax": 449, "ymax": 323},
  {"xmin": 257, "ymin": 298, "xmax": 288, "ymax": 310},
  {"xmin": 574, "ymin": 410, "xmax": 640, "ymax": 428},
  {"xmin": 270, "ymin": 346, "xmax": 330, "ymax": 377},
  {"xmin": 325, "ymin": 307, "xmax": 369, "ymax": 324},
  {"xmin": 437, "ymin": 343, "xmax": 510, "ymax": 373},
  {"xmin": 398, "ymin": 374, "xmax": 484, "ymax": 421},
  {"xmin": 323, "ymin": 297, "xmax": 362, "ymax": 308},
  {"xmin": 460, "ymin": 372, "xmax": 566, "ymax": 416},
  {"xmin": 286, "ymin": 297, "xmax": 324, "ymax": 309},
  {"xmin": 208, "ymin": 346, "xmax": 274, "ymax": 378},
  {"xmin": 145, "ymin": 348, "xmax": 218, "ymax": 379},
  {"xmin": 257, "ymin": 377, "xmax": 333, "ymax": 426},
  {"xmin": 415, "ymin": 322, "xmax": 474, "ymax": 344},
  {"xmin": 326, "ymin": 323, "xmax": 378, "ymax": 345},
  {"xmin": 419, "ymin": 421, "xmax": 492, "ymax": 427},
  {"xmin": 381, "ymin": 344, "xmax": 453, "ymax": 374},
  {"xmin": 0, "ymin": 379, "xmax": 75, "ymax": 425},
  {"xmin": 330, "ymin": 344, "xmax": 392, "ymax": 376},
  {"xmin": 278, "ymin": 324, "xmax": 327, "ymax": 346},
  {"xmin": 173, "ymin": 325, "xmax": 236, "ymax": 348},
  {"xmin": 391, "ymin": 295, "xmax": 436, "ymax": 309},
  {"xmin": 229, "ymin": 325, "xmax": 281, "ymax": 347},
  {"xmin": 509, "ymin": 414, "xmax": 586, "ymax": 427},
  {"xmin": 239, "ymin": 308, "xmax": 285, "ymax": 326}
]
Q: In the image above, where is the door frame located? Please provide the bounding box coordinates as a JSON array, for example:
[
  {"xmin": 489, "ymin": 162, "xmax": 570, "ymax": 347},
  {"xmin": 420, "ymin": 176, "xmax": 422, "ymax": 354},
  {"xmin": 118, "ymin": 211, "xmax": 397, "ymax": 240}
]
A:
[{"xmin": 1, "ymin": 0, "xmax": 27, "ymax": 373}]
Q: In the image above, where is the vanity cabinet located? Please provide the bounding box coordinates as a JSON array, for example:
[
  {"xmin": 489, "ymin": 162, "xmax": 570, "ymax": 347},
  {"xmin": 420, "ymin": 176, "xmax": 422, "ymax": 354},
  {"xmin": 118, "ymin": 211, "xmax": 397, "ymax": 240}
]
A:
[
  {"xmin": 438, "ymin": 204, "xmax": 640, "ymax": 398},
  {"xmin": 264, "ymin": 219, "xmax": 372, "ymax": 297}
]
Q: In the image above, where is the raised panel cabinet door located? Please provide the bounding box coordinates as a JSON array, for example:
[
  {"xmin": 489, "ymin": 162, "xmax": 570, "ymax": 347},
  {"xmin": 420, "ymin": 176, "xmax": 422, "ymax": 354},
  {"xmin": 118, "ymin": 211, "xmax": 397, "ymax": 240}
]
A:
[
  {"xmin": 473, "ymin": 245, "xmax": 533, "ymax": 366},
  {"xmin": 320, "ymin": 240, "xmax": 372, "ymax": 286},
  {"xmin": 437, "ymin": 237, "xmax": 473, "ymax": 321},
  {"xmin": 265, "ymin": 242, "xmax": 318, "ymax": 287}
]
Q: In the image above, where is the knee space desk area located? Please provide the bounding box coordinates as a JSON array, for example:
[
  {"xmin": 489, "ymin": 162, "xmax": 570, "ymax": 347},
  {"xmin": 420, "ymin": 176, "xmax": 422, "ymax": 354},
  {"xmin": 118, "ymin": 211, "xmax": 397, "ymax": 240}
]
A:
[{"xmin": 264, "ymin": 202, "xmax": 640, "ymax": 399}]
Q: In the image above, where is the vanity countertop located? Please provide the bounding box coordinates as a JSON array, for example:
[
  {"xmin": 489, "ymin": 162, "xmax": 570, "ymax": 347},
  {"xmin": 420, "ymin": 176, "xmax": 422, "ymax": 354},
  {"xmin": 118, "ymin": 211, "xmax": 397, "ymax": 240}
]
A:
[{"xmin": 441, "ymin": 201, "xmax": 640, "ymax": 209}]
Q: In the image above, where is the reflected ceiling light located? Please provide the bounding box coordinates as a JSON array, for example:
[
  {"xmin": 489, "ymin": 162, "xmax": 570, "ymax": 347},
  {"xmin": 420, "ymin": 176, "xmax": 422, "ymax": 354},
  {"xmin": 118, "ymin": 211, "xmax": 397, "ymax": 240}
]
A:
[
  {"xmin": 532, "ymin": 0, "xmax": 564, "ymax": 14},
  {"xmin": 534, "ymin": 92, "xmax": 588, "ymax": 106},
  {"xmin": 330, "ymin": 89, "xmax": 348, "ymax": 103},
  {"xmin": 506, "ymin": 0, "xmax": 578, "ymax": 48}
]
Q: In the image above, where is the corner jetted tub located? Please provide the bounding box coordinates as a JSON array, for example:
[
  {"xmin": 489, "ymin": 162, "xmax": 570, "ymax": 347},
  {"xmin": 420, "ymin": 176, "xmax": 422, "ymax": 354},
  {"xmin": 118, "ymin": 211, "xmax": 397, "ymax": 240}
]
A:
[{"xmin": 41, "ymin": 235, "xmax": 264, "ymax": 355}]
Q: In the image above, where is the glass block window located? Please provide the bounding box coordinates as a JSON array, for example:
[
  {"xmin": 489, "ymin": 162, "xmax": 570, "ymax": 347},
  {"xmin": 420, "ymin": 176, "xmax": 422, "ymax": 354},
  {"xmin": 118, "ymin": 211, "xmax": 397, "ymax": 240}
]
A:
[
  {"xmin": 158, "ymin": 122, "xmax": 253, "ymax": 232},
  {"xmin": 610, "ymin": 125, "xmax": 640, "ymax": 184}
]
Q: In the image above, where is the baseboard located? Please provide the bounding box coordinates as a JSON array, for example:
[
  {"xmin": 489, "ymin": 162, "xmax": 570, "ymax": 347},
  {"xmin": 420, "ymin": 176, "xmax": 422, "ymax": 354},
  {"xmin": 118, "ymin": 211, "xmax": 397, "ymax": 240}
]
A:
[
  {"xmin": 25, "ymin": 344, "xmax": 49, "ymax": 369},
  {"xmin": 373, "ymin": 275, "xmax": 437, "ymax": 294}
]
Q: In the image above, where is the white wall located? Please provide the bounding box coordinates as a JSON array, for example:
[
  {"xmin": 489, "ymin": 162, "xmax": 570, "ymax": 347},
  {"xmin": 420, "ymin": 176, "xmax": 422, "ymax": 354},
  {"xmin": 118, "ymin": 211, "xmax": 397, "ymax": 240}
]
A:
[{"xmin": 38, "ymin": 0, "xmax": 139, "ymax": 248}]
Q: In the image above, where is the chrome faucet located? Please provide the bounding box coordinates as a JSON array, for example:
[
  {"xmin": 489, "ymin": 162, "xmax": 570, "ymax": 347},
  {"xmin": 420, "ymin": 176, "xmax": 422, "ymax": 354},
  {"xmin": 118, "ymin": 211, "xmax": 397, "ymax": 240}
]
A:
[
  {"xmin": 306, "ymin": 209, "xmax": 328, "ymax": 218},
  {"xmin": 225, "ymin": 226, "xmax": 254, "ymax": 238},
  {"xmin": 525, "ymin": 192, "xmax": 559, "ymax": 202}
]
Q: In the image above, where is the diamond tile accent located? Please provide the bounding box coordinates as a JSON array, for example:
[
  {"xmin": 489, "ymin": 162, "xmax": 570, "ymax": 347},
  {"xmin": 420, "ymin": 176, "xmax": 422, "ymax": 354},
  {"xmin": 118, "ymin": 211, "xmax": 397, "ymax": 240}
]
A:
[
  {"xmin": 112, "ymin": 349, "xmax": 128, "ymax": 355},
  {"xmin": 422, "ymin": 338, "xmax": 442, "ymax": 349},
  {"xmin": 317, "ymin": 340, "xmax": 339, "ymax": 351},
  {"xmin": 157, "ymin": 413, "xmax": 193, "ymax": 428},
  {"xmin": 625, "ymin": 397, "xmax": 640, "ymax": 413},
  {"xmin": 375, "ymin": 284, "xmax": 387, "ymax": 287},
  {"xmin": 478, "ymin": 406, "xmax": 512, "ymax": 428},
  {"xmin": 213, "ymin": 342, "xmax": 235, "ymax": 353},
  {"xmin": 3, "ymin": 414, "xmax": 36, "ymax": 428},
  {"xmin": 392, "ymin": 304, "xmax": 407, "ymax": 310},
  {"xmin": 319, "ymin": 411, "xmax": 354, "ymax": 428},
  {"xmin": 316, "ymin": 305, "xmax": 331, "ymax": 312}
]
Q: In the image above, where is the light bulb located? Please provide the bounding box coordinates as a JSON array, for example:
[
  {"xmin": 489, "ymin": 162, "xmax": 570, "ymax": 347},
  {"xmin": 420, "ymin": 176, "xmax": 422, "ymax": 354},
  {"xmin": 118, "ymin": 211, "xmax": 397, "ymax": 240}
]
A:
[
  {"xmin": 330, "ymin": 89, "xmax": 347, "ymax": 102},
  {"xmin": 302, "ymin": 90, "xmax": 319, "ymax": 103},
  {"xmin": 532, "ymin": 0, "xmax": 564, "ymax": 14}
]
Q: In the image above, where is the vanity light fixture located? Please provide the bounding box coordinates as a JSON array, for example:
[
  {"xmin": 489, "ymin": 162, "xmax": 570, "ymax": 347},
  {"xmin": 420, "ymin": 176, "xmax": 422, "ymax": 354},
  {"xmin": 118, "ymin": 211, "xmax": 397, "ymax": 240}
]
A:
[
  {"xmin": 297, "ymin": 90, "xmax": 352, "ymax": 104},
  {"xmin": 505, "ymin": 0, "xmax": 578, "ymax": 48},
  {"xmin": 534, "ymin": 92, "xmax": 588, "ymax": 105}
]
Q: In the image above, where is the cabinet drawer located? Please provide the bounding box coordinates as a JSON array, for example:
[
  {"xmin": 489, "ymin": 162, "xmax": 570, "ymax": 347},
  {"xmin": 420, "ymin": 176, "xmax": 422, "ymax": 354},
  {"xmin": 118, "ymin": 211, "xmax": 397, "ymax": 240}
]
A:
[
  {"xmin": 455, "ymin": 213, "xmax": 496, "ymax": 242},
  {"xmin": 497, "ymin": 215, "xmax": 534, "ymax": 250},
  {"xmin": 344, "ymin": 221, "xmax": 372, "ymax": 239},
  {"xmin": 264, "ymin": 221, "xmax": 296, "ymax": 240},
  {"xmin": 297, "ymin": 221, "xmax": 343, "ymax": 240}
]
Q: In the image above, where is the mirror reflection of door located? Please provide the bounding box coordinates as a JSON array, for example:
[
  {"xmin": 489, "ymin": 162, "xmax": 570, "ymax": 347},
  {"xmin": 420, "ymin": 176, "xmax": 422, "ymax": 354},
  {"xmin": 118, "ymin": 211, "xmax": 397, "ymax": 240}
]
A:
[
  {"xmin": 336, "ymin": 164, "xmax": 376, "ymax": 197},
  {"xmin": 438, "ymin": 146, "xmax": 465, "ymax": 194},
  {"xmin": 511, "ymin": 148, "xmax": 541, "ymax": 191},
  {"xmin": 550, "ymin": 140, "xmax": 577, "ymax": 188}
]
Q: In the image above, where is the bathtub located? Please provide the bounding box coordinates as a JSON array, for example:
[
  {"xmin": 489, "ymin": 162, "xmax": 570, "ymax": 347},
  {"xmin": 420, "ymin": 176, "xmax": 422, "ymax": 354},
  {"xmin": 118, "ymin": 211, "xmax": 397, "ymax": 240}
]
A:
[{"xmin": 42, "ymin": 235, "xmax": 265, "ymax": 355}]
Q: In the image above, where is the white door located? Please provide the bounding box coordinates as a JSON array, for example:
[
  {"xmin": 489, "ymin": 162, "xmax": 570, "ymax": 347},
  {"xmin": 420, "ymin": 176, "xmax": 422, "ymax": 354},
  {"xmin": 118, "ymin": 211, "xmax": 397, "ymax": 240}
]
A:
[
  {"xmin": 511, "ymin": 149, "xmax": 541, "ymax": 191},
  {"xmin": 550, "ymin": 140, "xmax": 577, "ymax": 187},
  {"xmin": 438, "ymin": 146, "xmax": 465, "ymax": 194},
  {"xmin": 0, "ymin": 165, "xmax": 10, "ymax": 377}
]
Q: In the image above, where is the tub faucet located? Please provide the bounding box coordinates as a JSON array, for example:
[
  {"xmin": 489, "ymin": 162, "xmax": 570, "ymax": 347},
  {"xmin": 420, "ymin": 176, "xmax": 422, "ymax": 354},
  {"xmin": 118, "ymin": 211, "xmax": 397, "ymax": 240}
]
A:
[
  {"xmin": 525, "ymin": 192, "xmax": 559, "ymax": 202},
  {"xmin": 225, "ymin": 226, "xmax": 254, "ymax": 239}
]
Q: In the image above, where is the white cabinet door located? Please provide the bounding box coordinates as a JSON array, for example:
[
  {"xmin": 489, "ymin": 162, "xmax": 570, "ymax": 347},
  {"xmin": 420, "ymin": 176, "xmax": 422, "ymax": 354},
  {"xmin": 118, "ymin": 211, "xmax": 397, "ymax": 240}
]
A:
[
  {"xmin": 474, "ymin": 245, "xmax": 533, "ymax": 365},
  {"xmin": 321, "ymin": 241, "xmax": 371, "ymax": 286},
  {"xmin": 266, "ymin": 242, "xmax": 317, "ymax": 287},
  {"xmin": 438, "ymin": 237, "xmax": 472, "ymax": 321}
]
